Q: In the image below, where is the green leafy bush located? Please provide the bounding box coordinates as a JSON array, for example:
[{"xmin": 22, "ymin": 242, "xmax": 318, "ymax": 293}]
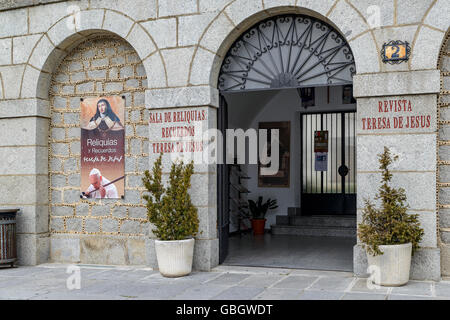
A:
[
  {"xmin": 248, "ymin": 196, "xmax": 278, "ymax": 220},
  {"xmin": 358, "ymin": 147, "xmax": 424, "ymax": 256},
  {"xmin": 142, "ymin": 154, "xmax": 199, "ymax": 241}
]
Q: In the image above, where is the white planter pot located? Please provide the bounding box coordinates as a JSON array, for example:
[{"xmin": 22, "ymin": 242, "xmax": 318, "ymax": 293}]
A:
[
  {"xmin": 366, "ymin": 242, "xmax": 412, "ymax": 286},
  {"xmin": 155, "ymin": 238, "xmax": 195, "ymax": 277}
]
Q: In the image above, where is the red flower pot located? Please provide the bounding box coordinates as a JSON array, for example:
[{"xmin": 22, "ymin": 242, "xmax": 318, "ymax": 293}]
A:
[{"xmin": 251, "ymin": 219, "xmax": 266, "ymax": 235}]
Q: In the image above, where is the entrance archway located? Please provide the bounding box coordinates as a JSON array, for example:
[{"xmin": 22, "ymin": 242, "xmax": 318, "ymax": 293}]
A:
[{"xmin": 217, "ymin": 14, "xmax": 357, "ymax": 270}]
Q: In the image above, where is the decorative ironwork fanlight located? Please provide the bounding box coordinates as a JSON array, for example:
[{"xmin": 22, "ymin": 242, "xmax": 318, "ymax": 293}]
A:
[{"xmin": 218, "ymin": 15, "xmax": 356, "ymax": 92}]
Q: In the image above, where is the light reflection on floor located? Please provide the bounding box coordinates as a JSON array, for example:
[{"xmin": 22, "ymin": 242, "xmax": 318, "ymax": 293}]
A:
[{"xmin": 223, "ymin": 233, "xmax": 356, "ymax": 272}]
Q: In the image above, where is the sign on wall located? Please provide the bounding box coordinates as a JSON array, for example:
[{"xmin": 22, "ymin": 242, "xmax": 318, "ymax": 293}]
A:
[
  {"xmin": 258, "ymin": 121, "xmax": 291, "ymax": 188},
  {"xmin": 80, "ymin": 96, "xmax": 125, "ymax": 199},
  {"xmin": 149, "ymin": 108, "xmax": 207, "ymax": 155},
  {"xmin": 381, "ymin": 40, "xmax": 411, "ymax": 64},
  {"xmin": 360, "ymin": 99, "xmax": 432, "ymax": 131}
]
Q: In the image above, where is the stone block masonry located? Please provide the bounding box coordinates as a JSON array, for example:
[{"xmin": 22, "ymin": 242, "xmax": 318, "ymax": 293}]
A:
[
  {"xmin": 438, "ymin": 31, "xmax": 450, "ymax": 277},
  {"xmin": 0, "ymin": 0, "xmax": 447, "ymax": 278},
  {"xmin": 48, "ymin": 36, "xmax": 149, "ymax": 264}
]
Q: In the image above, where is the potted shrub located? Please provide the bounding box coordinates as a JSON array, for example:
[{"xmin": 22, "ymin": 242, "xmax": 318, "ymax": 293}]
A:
[
  {"xmin": 358, "ymin": 147, "xmax": 424, "ymax": 286},
  {"xmin": 248, "ymin": 196, "xmax": 278, "ymax": 235},
  {"xmin": 142, "ymin": 154, "xmax": 199, "ymax": 277}
]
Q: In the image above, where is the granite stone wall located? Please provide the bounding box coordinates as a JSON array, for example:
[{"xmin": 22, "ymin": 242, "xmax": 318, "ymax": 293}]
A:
[
  {"xmin": 0, "ymin": 0, "xmax": 448, "ymax": 277},
  {"xmin": 438, "ymin": 31, "xmax": 450, "ymax": 277},
  {"xmin": 48, "ymin": 36, "xmax": 149, "ymax": 264}
]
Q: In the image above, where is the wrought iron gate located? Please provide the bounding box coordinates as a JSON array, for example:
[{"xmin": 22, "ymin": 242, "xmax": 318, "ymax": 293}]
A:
[
  {"xmin": 301, "ymin": 112, "xmax": 356, "ymax": 215},
  {"xmin": 218, "ymin": 95, "xmax": 229, "ymax": 264}
]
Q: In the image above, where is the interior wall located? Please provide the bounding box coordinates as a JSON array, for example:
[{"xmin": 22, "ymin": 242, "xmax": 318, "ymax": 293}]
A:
[{"xmin": 226, "ymin": 86, "xmax": 356, "ymax": 231}]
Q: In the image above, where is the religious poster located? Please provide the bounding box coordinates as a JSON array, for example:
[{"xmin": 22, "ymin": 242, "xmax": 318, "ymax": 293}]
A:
[
  {"xmin": 80, "ymin": 96, "xmax": 125, "ymax": 199},
  {"xmin": 314, "ymin": 131, "xmax": 329, "ymax": 152},
  {"xmin": 258, "ymin": 121, "xmax": 291, "ymax": 188}
]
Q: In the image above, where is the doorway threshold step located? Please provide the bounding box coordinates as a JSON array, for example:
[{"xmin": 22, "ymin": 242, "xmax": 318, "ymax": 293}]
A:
[
  {"xmin": 271, "ymin": 224, "xmax": 356, "ymax": 238},
  {"xmin": 277, "ymin": 215, "xmax": 356, "ymax": 228}
]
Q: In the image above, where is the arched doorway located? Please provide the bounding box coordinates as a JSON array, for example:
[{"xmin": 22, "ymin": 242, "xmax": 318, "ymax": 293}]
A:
[
  {"xmin": 47, "ymin": 34, "xmax": 150, "ymax": 264},
  {"xmin": 217, "ymin": 14, "xmax": 357, "ymax": 271}
]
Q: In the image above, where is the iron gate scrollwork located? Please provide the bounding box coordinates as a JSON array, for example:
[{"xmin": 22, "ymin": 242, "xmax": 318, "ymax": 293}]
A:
[{"xmin": 219, "ymin": 15, "xmax": 356, "ymax": 92}]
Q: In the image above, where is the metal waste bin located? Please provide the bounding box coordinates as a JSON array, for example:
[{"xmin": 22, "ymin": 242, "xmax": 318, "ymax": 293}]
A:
[{"xmin": 0, "ymin": 209, "xmax": 18, "ymax": 267}]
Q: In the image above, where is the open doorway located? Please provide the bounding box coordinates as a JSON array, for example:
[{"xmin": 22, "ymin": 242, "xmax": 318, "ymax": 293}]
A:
[{"xmin": 217, "ymin": 14, "xmax": 357, "ymax": 272}]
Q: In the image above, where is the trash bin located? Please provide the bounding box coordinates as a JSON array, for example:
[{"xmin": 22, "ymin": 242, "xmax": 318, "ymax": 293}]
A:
[{"xmin": 0, "ymin": 209, "xmax": 19, "ymax": 267}]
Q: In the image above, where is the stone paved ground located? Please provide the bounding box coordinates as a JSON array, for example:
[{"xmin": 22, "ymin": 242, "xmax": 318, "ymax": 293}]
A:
[{"xmin": 0, "ymin": 264, "xmax": 449, "ymax": 300}]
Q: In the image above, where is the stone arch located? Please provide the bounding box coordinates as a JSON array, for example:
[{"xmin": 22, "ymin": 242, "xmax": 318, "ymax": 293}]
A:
[
  {"xmin": 16, "ymin": 8, "xmax": 162, "ymax": 265},
  {"xmin": 437, "ymin": 28, "xmax": 450, "ymax": 276},
  {"xmin": 188, "ymin": 1, "xmax": 379, "ymax": 87},
  {"xmin": 47, "ymin": 34, "xmax": 151, "ymax": 264},
  {"xmin": 409, "ymin": 0, "xmax": 450, "ymax": 70},
  {"xmin": 217, "ymin": 14, "xmax": 356, "ymax": 91},
  {"xmin": 20, "ymin": 9, "xmax": 167, "ymax": 102}
]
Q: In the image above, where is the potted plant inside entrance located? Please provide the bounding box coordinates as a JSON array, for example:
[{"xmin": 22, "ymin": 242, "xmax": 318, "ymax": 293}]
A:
[
  {"xmin": 248, "ymin": 196, "xmax": 278, "ymax": 235},
  {"xmin": 142, "ymin": 154, "xmax": 199, "ymax": 277},
  {"xmin": 358, "ymin": 147, "xmax": 424, "ymax": 286}
]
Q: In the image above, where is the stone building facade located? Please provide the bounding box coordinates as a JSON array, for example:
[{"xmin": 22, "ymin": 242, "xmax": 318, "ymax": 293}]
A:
[{"xmin": 0, "ymin": 0, "xmax": 448, "ymax": 280}]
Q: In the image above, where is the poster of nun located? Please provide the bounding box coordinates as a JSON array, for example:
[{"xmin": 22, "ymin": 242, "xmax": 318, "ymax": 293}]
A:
[{"xmin": 80, "ymin": 96, "xmax": 125, "ymax": 199}]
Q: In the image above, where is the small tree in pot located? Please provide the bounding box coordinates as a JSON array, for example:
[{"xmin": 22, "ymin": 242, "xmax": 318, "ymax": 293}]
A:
[
  {"xmin": 358, "ymin": 147, "xmax": 423, "ymax": 286},
  {"xmin": 248, "ymin": 197, "xmax": 278, "ymax": 235},
  {"xmin": 143, "ymin": 154, "xmax": 199, "ymax": 277}
]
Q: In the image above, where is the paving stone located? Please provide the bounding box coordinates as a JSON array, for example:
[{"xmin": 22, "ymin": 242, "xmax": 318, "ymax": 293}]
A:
[
  {"xmin": 31, "ymin": 292, "xmax": 129, "ymax": 300},
  {"xmin": 146, "ymin": 271, "xmax": 222, "ymax": 285},
  {"xmin": 342, "ymin": 292, "xmax": 387, "ymax": 300},
  {"xmin": 349, "ymin": 278, "xmax": 390, "ymax": 294},
  {"xmin": 1, "ymin": 265, "xmax": 449, "ymax": 300},
  {"xmin": 0, "ymin": 267, "xmax": 54, "ymax": 278},
  {"xmin": 211, "ymin": 286, "xmax": 264, "ymax": 300},
  {"xmin": 85, "ymin": 269, "xmax": 154, "ymax": 281},
  {"xmin": 434, "ymin": 282, "xmax": 450, "ymax": 297},
  {"xmin": 172, "ymin": 284, "xmax": 229, "ymax": 300},
  {"xmin": 237, "ymin": 274, "xmax": 285, "ymax": 288},
  {"xmin": 388, "ymin": 294, "xmax": 435, "ymax": 300},
  {"xmin": 308, "ymin": 276, "xmax": 354, "ymax": 291},
  {"xmin": 298, "ymin": 290, "xmax": 345, "ymax": 300},
  {"xmin": 273, "ymin": 275, "xmax": 318, "ymax": 290},
  {"xmin": 254, "ymin": 288, "xmax": 303, "ymax": 300},
  {"xmin": 180, "ymin": 272, "xmax": 225, "ymax": 284},
  {"xmin": 390, "ymin": 281, "xmax": 433, "ymax": 296},
  {"xmin": 205, "ymin": 273, "xmax": 251, "ymax": 286}
]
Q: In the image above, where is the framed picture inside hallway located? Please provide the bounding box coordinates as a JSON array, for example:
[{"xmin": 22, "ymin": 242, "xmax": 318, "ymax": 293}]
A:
[
  {"xmin": 258, "ymin": 121, "xmax": 291, "ymax": 188},
  {"xmin": 300, "ymin": 87, "xmax": 315, "ymax": 108},
  {"xmin": 342, "ymin": 85, "xmax": 356, "ymax": 104}
]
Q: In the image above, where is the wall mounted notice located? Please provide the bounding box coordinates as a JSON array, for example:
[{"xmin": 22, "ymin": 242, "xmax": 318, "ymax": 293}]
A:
[
  {"xmin": 314, "ymin": 131, "xmax": 328, "ymax": 152},
  {"xmin": 361, "ymin": 99, "xmax": 432, "ymax": 131},
  {"xmin": 314, "ymin": 131, "xmax": 328, "ymax": 171},
  {"xmin": 80, "ymin": 96, "xmax": 125, "ymax": 199},
  {"xmin": 315, "ymin": 152, "xmax": 328, "ymax": 172}
]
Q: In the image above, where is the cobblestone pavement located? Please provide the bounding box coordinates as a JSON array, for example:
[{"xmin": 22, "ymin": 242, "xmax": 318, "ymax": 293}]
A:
[{"xmin": 0, "ymin": 264, "xmax": 449, "ymax": 300}]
